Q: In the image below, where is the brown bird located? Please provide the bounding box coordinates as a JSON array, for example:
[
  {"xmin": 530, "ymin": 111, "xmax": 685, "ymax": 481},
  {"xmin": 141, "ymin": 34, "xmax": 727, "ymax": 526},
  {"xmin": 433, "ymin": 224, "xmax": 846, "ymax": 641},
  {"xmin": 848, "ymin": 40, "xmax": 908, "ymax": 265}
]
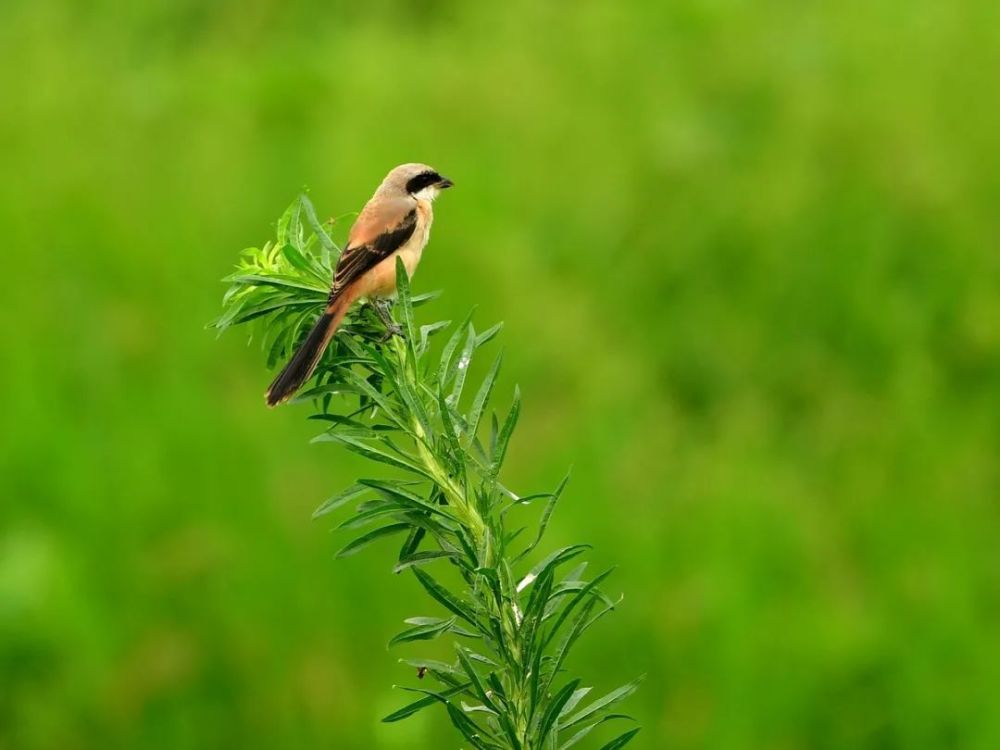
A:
[{"xmin": 265, "ymin": 163, "xmax": 454, "ymax": 406}]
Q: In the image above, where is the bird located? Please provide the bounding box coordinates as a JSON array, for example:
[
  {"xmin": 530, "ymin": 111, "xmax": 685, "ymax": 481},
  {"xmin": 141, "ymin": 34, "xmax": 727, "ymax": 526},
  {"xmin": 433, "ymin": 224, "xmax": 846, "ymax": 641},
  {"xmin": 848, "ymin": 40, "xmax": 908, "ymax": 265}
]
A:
[{"xmin": 265, "ymin": 163, "xmax": 454, "ymax": 407}]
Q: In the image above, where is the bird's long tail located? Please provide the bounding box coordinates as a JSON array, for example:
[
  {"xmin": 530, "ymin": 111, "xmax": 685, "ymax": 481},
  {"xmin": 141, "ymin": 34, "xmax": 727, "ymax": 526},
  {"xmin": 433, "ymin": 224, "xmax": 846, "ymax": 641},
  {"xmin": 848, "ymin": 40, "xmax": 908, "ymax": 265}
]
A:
[{"xmin": 265, "ymin": 298, "xmax": 350, "ymax": 407}]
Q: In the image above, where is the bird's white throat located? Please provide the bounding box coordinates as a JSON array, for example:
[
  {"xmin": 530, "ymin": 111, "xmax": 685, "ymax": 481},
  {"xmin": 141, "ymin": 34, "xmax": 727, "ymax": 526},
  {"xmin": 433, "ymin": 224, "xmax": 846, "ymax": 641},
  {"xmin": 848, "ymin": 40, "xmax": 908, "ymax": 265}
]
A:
[{"xmin": 411, "ymin": 185, "xmax": 441, "ymax": 202}]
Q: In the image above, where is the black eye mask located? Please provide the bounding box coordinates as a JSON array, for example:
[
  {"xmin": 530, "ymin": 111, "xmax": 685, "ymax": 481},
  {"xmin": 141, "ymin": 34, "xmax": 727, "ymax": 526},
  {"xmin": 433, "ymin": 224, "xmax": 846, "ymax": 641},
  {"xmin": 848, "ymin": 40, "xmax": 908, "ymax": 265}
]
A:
[{"xmin": 405, "ymin": 171, "xmax": 442, "ymax": 194}]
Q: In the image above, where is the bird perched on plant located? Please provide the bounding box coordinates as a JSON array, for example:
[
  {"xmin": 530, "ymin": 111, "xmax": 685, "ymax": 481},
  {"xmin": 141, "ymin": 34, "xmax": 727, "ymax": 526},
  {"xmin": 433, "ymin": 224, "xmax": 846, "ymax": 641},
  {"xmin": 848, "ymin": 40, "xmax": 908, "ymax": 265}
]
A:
[{"xmin": 265, "ymin": 163, "xmax": 454, "ymax": 406}]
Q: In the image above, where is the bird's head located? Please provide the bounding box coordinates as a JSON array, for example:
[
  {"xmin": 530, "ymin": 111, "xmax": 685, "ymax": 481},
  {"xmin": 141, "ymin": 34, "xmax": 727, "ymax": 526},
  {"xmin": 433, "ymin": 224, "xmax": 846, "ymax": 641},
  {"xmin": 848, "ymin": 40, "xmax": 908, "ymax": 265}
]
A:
[{"xmin": 379, "ymin": 163, "xmax": 454, "ymax": 201}]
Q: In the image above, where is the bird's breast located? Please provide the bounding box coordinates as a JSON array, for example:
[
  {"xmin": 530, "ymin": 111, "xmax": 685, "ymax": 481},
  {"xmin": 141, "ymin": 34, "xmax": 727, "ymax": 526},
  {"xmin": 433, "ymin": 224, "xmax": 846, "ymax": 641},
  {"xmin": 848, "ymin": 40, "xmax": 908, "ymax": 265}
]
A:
[{"xmin": 366, "ymin": 201, "xmax": 433, "ymax": 298}]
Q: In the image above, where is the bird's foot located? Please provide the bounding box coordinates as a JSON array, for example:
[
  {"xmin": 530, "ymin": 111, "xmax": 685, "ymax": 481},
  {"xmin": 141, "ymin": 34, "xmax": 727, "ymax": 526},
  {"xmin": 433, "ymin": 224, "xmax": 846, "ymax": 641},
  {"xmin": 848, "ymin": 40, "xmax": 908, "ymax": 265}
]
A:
[
  {"xmin": 379, "ymin": 323, "xmax": 404, "ymax": 342},
  {"xmin": 371, "ymin": 299, "xmax": 404, "ymax": 341}
]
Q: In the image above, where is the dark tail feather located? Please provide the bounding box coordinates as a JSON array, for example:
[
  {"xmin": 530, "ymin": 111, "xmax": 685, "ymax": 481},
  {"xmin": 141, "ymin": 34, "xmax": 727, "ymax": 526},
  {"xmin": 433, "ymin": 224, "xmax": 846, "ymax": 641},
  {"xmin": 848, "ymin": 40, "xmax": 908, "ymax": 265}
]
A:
[{"xmin": 265, "ymin": 303, "xmax": 346, "ymax": 407}]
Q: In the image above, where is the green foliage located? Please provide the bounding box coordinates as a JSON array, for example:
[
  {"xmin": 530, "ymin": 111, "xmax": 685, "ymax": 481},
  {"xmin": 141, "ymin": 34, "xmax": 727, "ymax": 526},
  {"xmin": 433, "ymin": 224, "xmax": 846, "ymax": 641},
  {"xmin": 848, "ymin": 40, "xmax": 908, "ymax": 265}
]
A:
[{"xmin": 215, "ymin": 197, "xmax": 641, "ymax": 748}]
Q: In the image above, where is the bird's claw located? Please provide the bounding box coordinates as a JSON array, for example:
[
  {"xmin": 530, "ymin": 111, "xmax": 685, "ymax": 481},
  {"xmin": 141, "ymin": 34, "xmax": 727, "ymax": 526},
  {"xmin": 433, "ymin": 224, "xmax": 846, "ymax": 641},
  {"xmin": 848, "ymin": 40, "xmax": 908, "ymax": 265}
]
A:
[
  {"xmin": 370, "ymin": 299, "xmax": 404, "ymax": 342},
  {"xmin": 379, "ymin": 323, "xmax": 404, "ymax": 343}
]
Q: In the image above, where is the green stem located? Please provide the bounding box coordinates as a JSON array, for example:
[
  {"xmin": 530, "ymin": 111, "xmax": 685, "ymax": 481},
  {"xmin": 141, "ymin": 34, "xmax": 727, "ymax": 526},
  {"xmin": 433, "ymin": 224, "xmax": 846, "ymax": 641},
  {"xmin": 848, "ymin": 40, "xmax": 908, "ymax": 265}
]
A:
[
  {"xmin": 394, "ymin": 337, "xmax": 488, "ymax": 541},
  {"xmin": 393, "ymin": 337, "xmax": 537, "ymax": 746}
]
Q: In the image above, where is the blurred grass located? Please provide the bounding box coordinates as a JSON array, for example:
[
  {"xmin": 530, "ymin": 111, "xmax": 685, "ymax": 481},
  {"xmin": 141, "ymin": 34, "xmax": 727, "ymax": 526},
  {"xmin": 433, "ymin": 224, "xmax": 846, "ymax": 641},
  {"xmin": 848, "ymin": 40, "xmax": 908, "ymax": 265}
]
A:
[{"xmin": 1, "ymin": 0, "xmax": 998, "ymax": 748}]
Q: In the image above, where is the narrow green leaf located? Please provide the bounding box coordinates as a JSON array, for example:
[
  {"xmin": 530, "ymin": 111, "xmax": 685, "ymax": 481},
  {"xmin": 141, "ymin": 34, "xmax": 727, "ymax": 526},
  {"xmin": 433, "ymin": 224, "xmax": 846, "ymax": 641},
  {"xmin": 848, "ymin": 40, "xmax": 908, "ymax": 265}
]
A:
[
  {"xmin": 307, "ymin": 413, "xmax": 371, "ymax": 432},
  {"xmin": 505, "ymin": 526, "xmax": 526, "ymax": 548},
  {"xmin": 454, "ymin": 527, "xmax": 480, "ymax": 569},
  {"xmin": 464, "ymin": 650, "xmax": 501, "ymax": 668},
  {"xmin": 437, "ymin": 390, "xmax": 466, "ymax": 468},
  {"xmin": 514, "ymin": 471, "xmax": 571, "ymax": 563},
  {"xmin": 489, "ymin": 412, "xmax": 500, "ymax": 457},
  {"xmin": 338, "ymin": 329, "xmax": 387, "ymax": 366},
  {"xmin": 520, "ymin": 566, "xmax": 556, "ymax": 672},
  {"xmin": 474, "ymin": 322, "xmax": 503, "ymax": 349},
  {"xmin": 563, "ymin": 562, "xmax": 588, "ymax": 584},
  {"xmin": 392, "ymin": 364, "xmax": 436, "ymax": 441},
  {"xmin": 399, "ymin": 658, "xmax": 461, "ymax": 677},
  {"xmin": 391, "ymin": 685, "xmax": 498, "ymax": 748},
  {"xmin": 227, "ymin": 273, "xmax": 328, "ymax": 293},
  {"xmin": 400, "ymin": 512, "xmax": 462, "ymax": 552},
  {"xmin": 497, "ymin": 711, "xmax": 523, "ymax": 750},
  {"xmin": 460, "ymin": 701, "xmax": 499, "ymax": 716},
  {"xmin": 412, "ymin": 568, "xmax": 480, "ymax": 626},
  {"xmin": 411, "ymin": 289, "xmax": 443, "ymax": 307},
  {"xmin": 490, "ymin": 386, "xmax": 521, "ymax": 476},
  {"xmin": 545, "ymin": 578, "xmax": 618, "ymax": 616},
  {"xmin": 486, "ymin": 671, "xmax": 507, "ymax": 699},
  {"xmin": 540, "ymin": 597, "xmax": 598, "ymax": 699},
  {"xmin": 543, "ymin": 569, "xmax": 616, "ymax": 651},
  {"xmin": 393, "ymin": 550, "xmax": 457, "ymax": 573},
  {"xmin": 418, "ymin": 320, "xmax": 451, "ymax": 356},
  {"xmin": 394, "ymin": 255, "xmax": 418, "ymax": 350},
  {"xmin": 388, "ymin": 616, "xmax": 456, "ymax": 647},
  {"xmin": 558, "ymin": 715, "xmax": 633, "ymax": 749},
  {"xmin": 292, "ymin": 381, "xmax": 364, "ymax": 403},
  {"xmin": 398, "ymin": 526, "xmax": 426, "ymax": 561},
  {"xmin": 231, "ymin": 298, "xmax": 320, "ymax": 325},
  {"xmin": 536, "ymin": 679, "xmax": 581, "ymax": 747},
  {"xmin": 337, "ymin": 369, "xmax": 408, "ymax": 431},
  {"xmin": 313, "ymin": 484, "xmax": 369, "ymax": 519},
  {"xmin": 336, "ymin": 502, "xmax": 404, "ymax": 530},
  {"xmin": 486, "ymin": 672, "xmax": 508, "ymax": 716},
  {"xmin": 381, "ymin": 682, "xmax": 471, "ymax": 723},
  {"xmin": 597, "ymin": 727, "xmax": 641, "ymax": 750},
  {"xmin": 439, "ymin": 309, "xmax": 475, "ymax": 385},
  {"xmin": 559, "ymin": 675, "xmax": 645, "ymax": 730},
  {"xmin": 336, "ymin": 523, "xmax": 410, "ymax": 558},
  {"xmin": 359, "ymin": 478, "xmax": 453, "ymax": 519},
  {"xmin": 314, "ymin": 433, "xmax": 433, "ymax": 480},
  {"xmin": 456, "ymin": 646, "xmax": 494, "ymax": 709},
  {"xmin": 445, "ymin": 702, "xmax": 497, "ymax": 749},
  {"xmin": 475, "ymin": 566, "xmax": 504, "ymax": 608},
  {"xmin": 467, "ymin": 351, "xmax": 503, "ymax": 439},
  {"xmin": 546, "ymin": 598, "xmax": 621, "ymax": 706},
  {"xmin": 299, "ymin": 193, "xmax": 338, "ymax": 264},
  {"xmin": 429, "ymin": 671, "xmax": 474, "ymax": 694},
  {"xmin": 281, "ymin": 243, "xmax": 317, "ymax": 276},
  {"xmin": 559, "ymin": 687, "xmax": 592, "ymax": 720},
  {"xmin": 276, "ymin": 197, "xmax": 297, "ymax": 247},
  {"xmin": 401, "ymin": 617, "xmax": 477, "ymax": 640},
  {"xmin": 353, "ymin": 496, "xmax": 395, "ymax": 514},
  {"xmin": 518, "ymin": 545, "xmax": 591, "ymax": 594},
  {"xmin": 448, "ymin": 323, "xmax": 477, "ymax": 405}
]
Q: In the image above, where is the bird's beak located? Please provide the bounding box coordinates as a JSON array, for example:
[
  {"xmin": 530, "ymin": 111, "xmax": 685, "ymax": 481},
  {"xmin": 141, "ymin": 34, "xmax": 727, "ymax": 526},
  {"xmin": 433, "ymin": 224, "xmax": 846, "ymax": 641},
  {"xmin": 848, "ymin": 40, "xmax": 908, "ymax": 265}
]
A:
[{"xmin": 437, "ymin": 176, "xmax": 454, "ymax": 189}]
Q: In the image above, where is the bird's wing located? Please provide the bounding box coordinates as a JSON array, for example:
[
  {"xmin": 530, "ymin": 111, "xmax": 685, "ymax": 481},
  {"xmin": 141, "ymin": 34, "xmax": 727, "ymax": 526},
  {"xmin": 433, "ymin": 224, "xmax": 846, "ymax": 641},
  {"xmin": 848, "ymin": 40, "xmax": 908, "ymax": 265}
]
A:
[{"xmin": 329, "ymin": 199, "xmax": 417, "ymax": 300}]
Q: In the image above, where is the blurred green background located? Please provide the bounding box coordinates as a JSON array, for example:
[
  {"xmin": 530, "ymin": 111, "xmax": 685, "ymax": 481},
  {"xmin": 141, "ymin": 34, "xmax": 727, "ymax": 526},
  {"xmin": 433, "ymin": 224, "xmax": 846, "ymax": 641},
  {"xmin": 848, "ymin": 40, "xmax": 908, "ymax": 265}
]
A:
[{"xmin": 2, "ymin": 1, "xmax": 998, "ymax": 748}]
